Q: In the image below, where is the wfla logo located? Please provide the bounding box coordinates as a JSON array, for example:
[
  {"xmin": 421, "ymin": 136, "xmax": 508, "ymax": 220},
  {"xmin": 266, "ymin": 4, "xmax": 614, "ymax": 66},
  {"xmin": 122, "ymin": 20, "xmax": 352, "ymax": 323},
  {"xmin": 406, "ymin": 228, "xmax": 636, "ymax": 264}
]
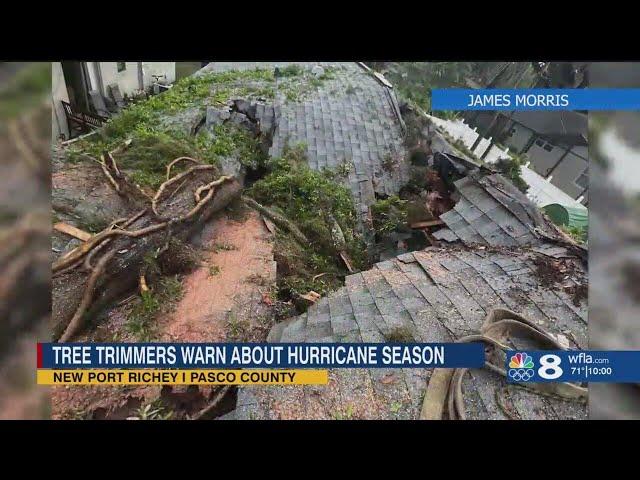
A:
[{"xmin": 508, "ymin": 352, "xmax": 535, "ymax": 382}]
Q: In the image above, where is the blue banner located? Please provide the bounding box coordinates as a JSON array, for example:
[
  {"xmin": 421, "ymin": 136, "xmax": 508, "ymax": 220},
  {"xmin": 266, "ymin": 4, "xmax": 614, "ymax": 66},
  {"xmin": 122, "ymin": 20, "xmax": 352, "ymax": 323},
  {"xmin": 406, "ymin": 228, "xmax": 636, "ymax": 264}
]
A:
[
  {"xmin": 38, "ymin": 342, "xmax": 485, "ymax": 369},
  {"xmin": 506, "ymin": 350, "xmax": 640, "ymax": 383},
  {"xmin": 431, "ymin": 88, "xmax": 640, "ymax": 111}
]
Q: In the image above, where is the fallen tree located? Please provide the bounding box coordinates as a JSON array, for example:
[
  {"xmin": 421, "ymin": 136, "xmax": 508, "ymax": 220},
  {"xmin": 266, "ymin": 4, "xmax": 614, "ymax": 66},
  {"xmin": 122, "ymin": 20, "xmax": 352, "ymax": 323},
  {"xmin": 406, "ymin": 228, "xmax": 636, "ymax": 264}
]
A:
[{"xmin": 52, "ymin": 151, "xmax": 241, "ymax": 341}]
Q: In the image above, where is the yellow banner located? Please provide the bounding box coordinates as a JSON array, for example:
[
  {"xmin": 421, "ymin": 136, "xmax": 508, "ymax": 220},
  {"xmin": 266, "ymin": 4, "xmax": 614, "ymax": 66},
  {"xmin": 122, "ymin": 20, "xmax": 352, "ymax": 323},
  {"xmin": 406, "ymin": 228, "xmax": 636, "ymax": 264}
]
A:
[{"xmin": 37, "ymin": 369, "xmax": 328, "ymax": 386}]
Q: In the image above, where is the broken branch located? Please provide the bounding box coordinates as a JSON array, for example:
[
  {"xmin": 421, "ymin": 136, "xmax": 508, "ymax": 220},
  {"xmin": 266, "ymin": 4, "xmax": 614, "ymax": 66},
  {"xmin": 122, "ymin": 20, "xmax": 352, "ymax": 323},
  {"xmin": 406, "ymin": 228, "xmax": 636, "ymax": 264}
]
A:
[
  {"xmin": 53, "ymin": 222, "xmax": 92, "ymax": 242},
  {"xmin": 242, "ymin": 196, "xmax": 308, "ymax": 246}
]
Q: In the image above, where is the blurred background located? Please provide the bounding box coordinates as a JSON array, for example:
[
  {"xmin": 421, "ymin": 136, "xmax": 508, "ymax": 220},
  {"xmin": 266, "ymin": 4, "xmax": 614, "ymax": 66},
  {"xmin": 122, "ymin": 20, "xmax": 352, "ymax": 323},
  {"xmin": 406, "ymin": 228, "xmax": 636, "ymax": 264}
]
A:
[
  {"xmin": 0, "ymin": 62, "xmax": 51, "ymax": 419},
  {"xmin": 589, "ymin": 63, "xmax": 640, "ymax": 419}
]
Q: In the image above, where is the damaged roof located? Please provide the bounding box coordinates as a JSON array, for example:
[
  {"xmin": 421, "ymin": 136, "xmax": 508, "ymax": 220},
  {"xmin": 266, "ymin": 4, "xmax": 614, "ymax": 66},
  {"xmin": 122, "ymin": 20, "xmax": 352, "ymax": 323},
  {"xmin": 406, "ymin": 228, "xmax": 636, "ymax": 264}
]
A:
[
  {"xmin": 433, "ymin": 173, "xmax": 562, "ymax": 247},
  {"xmin": 229, "ymin": 243, "xmax": 587, "ymax": 420},
  {"xmin": 200, "ymin": 62, "xmax": 409, "ymax": 242}
]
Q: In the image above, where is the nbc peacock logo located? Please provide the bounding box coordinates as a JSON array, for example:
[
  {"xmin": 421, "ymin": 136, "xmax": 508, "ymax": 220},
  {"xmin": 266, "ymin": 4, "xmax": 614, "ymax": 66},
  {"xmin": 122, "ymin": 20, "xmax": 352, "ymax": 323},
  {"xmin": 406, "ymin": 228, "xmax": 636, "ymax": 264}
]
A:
[{"xmin": 508, "ymin": 352, "xmax": 535, "ymax": 382}]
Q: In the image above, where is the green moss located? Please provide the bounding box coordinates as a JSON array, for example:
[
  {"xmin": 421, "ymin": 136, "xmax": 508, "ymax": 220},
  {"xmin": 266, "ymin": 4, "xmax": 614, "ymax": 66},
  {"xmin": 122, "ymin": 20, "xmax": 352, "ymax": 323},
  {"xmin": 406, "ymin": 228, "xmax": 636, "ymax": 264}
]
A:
[
  {"xmin": 384, "ymin": 326, "xmax": 415, "ymax": 343},
  {"xmin": 279, "ymin": 66, "xmax": 337, "ymax": 103},
  {"xmin": 79, "ymin": 216, "xmax": 109, "ymax": 234},
  {"xmin": 371, "ymin": 195, "xmax": 408, "ymax": 234}
]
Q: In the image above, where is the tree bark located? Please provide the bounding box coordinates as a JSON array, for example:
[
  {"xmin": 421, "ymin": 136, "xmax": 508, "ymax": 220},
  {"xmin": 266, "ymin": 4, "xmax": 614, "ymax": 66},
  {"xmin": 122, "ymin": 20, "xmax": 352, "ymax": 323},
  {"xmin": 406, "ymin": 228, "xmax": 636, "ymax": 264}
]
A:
[{"xmin": 52, "ymin": 178, "xmax": 242, "ymax": 341}]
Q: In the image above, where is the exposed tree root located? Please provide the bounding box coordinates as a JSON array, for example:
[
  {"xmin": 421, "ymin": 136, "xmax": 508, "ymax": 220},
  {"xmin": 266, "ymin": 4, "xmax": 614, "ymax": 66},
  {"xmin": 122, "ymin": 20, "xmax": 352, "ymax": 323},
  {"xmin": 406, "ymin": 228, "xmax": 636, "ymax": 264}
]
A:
[
  {"xmin": 59, "ymin": 247, "xmax": 119, "ymax": 342},
  {"xmin": 53, "ymin": 176, "xmax": 232, "ymax": 273},
  {"xmin": 53, "ymin": 151, "xmax": 236, "ymax": 342},
  {"xmin": 152, "ymin": 164, "xmax": 217, "ymax": 219},
  {"xmin": 165, "ymin": 156, "xmax": 201, "ymax": 180},
  {"xmin": 191, "ymin": 386, "xmax": 231, "ymax": 420}
]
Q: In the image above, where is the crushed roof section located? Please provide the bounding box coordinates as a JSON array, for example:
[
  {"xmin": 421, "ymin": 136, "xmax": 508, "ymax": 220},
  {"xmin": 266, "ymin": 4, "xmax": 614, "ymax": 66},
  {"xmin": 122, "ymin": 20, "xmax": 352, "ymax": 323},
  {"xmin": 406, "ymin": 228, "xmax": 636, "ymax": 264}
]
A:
[
  {"xmin": 434, "ymin": 173, "xmax": 559, "ymax": 247},
  {"xmin": 229, "ymin": 244, "xmax": 587, "ymax": 420},
  {"xmin": 201, "ymin": 62, "xmax": 409, "ymax": 243}
]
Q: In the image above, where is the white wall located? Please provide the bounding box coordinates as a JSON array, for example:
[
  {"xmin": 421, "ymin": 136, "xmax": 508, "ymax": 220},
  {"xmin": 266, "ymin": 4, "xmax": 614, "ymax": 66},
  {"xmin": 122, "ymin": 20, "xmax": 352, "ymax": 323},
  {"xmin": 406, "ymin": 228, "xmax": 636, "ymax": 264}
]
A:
[
  {"xmin": 97, "ymin": 62, "xmax": 142, "ymax": 97},
  {"xmin": 142, "ymin": 62, "xmax": 176, "ymax": 88},
  {"xmin": 51, "ymin": 62, "xmax": 70, "ymax": 142},
  {"xmin": 521, "ymin": 165, "xmax": 586, "ymax": 209},
  {"xmin": 94, "ymin": 62, "xmax": 176, "ymax": 97}
]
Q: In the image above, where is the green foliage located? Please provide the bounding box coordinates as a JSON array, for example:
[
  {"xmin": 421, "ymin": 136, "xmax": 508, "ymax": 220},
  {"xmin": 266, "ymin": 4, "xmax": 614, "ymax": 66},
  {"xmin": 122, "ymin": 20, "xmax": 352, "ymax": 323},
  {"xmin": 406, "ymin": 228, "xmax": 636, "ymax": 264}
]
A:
[
  {"xmin": 279, "ymin": 64, "xmax": 304, "ymax": 77},
  {"xmin": 73, "ymin": 120, "xmax": 265, "ymax": 190},
  {"xmin": 561, "ymin": 225, "xmax": 587, "ymax": 244},
  {"xmin": 126, "ymin": 275, "xmax": 183, "ymax": 341},
  {"xmin": 126, "ymin": 290, "xmax": 160, "ymax": 341},
  {"xmin": 250, "ymin": 144, "xmax": 359, "ymax": 254},
  {"xmin": 248, "ymin": 144, "xmax": 367, "ymax": 300},
  {"xmin": 226, "ymin": 311, "xmax": 249, "ymax": 341},
  {"xmin": 384, "ymin": 62, "xmax": 537, "ymax": 114},
  {"xmin": 69, "ymin": 68, "xmax": 274, "ymax": 168},
  {"xmin": 279, "ymin": 66, "xmax": 337, "ymax": 102},
  {"xmin": 371, "ymin": 195, "xmax": 408, "ymax": 234},
  {"xmin": 208, "ymin": 265, "xmax": 221, "ymax": 276},
  {"xmin": 132, "ymin": 399, "xmax": 174, "ymax": 420},
  {"xmin": 494, "ymin": 154, "xmax": 529, "ymax": 194},
  {"xmin": 209, "ymin": 123, "xmax": 268, "ymax": 170}
]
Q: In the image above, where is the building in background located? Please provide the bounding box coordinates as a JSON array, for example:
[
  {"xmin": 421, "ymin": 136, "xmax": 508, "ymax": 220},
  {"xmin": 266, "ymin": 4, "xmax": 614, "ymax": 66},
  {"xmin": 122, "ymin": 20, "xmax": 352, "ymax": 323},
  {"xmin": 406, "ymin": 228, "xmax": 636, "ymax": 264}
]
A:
[
  {"xmin": 51, "ymin": 62, "xmax": 175, "ymax": 141},
  {"xmin": 465, "ymin": 110, "xmax": 588, "ymax": 204}
]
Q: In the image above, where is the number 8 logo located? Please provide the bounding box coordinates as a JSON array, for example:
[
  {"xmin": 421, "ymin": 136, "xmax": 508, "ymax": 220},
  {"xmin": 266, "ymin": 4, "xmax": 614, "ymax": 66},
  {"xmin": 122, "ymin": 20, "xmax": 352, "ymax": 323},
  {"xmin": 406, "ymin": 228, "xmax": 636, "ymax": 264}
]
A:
[{"xmin": 538, "ymin": 354, "xmax": 563, "ymax": 380}]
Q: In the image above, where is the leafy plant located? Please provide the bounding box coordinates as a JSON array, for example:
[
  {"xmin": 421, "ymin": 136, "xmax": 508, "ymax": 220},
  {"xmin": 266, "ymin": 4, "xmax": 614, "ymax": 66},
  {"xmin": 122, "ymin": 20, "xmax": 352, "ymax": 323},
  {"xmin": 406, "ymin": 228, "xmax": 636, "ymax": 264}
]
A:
[
  {"xmin": 247, "ymin": 144, "xmax": 368, "ymax": 302},
  {"xmin": 494, "ymin": 154, "xmax": 529, "ymax": 194},
  {"xmin": 131, "ymin": 400, "xmax": 173, "ymax": 420},
  {"xmin": 371, "ymin": 196, "xmax": 408, "ymax": 235},
  {"xmin": 126, "ymin": 274, "xmax": 183, "ymax": 341}
]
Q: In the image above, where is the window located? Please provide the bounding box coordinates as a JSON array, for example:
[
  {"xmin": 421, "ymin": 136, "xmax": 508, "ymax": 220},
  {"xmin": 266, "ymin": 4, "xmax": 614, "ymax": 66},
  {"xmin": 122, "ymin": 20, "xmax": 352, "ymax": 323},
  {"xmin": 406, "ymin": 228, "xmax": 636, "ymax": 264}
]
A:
[
  {"xmin": 535, "ymin": 138, "xmax": 555, "ymax": 152},
  {"xmin": 117, "ymin": 62, "xmax": 126, "ymax": 72}
]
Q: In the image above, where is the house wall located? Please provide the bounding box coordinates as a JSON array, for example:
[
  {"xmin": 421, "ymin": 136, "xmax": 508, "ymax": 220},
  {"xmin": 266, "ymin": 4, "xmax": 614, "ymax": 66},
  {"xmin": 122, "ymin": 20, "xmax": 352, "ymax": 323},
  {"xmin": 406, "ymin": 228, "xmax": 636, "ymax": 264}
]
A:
[
  {"xmin": 96, "ymin": 62, "xmax": 142, "ymax": 97},
  {"xmin": 51, "ymin": 62, "xmax": 70, "ymax": 142},
  {"xmin": 549, "ymin": 150, "xmax": 588, "ymax": 200},
  {"xmin": 526, "ymin": 137, "xmax": 566, "ymax": 176},
  {"xmin": 141, "ymin": 62, "xmax": 176, "ymax": 88},
  {"xmin": 503, "ymin": 122, "xmax": 532, "ymax": 153},
  {"xmin": 92, "ymin": 62, "xmax": 176, "ymax": 97}
]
